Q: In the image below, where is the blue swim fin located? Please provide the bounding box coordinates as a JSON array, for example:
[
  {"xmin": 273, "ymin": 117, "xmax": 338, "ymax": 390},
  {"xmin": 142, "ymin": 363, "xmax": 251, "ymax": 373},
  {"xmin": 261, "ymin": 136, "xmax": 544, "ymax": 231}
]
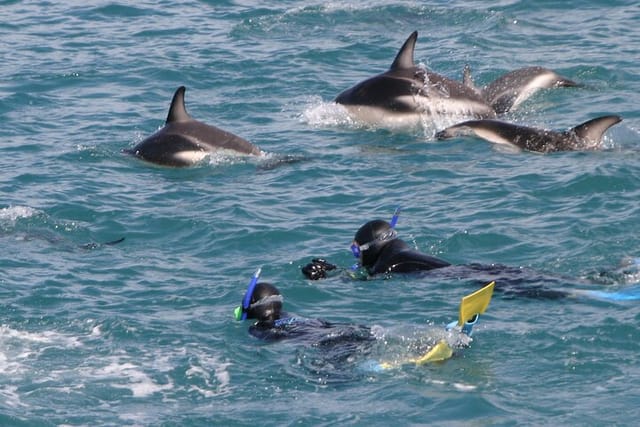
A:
[{"xmin": 581, "ymin": 285, "xmax": 640, "ymax": 301}]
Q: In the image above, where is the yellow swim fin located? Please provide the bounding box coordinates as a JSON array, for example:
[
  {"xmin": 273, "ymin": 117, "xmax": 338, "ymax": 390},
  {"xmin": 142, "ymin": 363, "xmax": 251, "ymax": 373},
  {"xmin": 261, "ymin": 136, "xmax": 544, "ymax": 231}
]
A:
[
  {"xmin": 413, "ymin": 340, "xmax": 454, "ymax": 365},
  {"xmin": 373, "ymin": 281, "xmax": 495, "ymax": 370},
  {"xmin": 378, "ymin": 340, "xmax": 454, "ymax": 369},
  {"xmin": 458, "ymin": 281, "xmax": 495, "ymax": 326}
]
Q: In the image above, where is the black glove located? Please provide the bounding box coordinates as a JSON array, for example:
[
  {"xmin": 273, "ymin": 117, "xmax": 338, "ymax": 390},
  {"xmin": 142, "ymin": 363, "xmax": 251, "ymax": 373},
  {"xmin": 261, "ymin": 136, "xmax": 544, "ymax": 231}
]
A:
[{"xmin": 302, "ymin": 258, "xmax": 337, "ymax": 280}]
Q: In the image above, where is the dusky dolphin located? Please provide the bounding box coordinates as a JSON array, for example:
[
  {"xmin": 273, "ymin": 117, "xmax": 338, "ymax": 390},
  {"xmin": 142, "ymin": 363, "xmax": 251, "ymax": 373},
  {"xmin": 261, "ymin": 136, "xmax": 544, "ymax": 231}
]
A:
[
  {"xmin": 481, "ymin": 66, "xmax": 578, "ymax": 114},
  {"xmin": 335, "ymin": 31, "xmax": 494, "ymax": 129},
  {"xmin": 126, "ymin": 86, "xmax": 262, "ymax": 167},
  {"xmin": 334, "ymin": 31, "xmax": 577, "ymax": 129},
  {"xmin": 435, "ymin": 115, "xmax": 622, "ymax": 153}
]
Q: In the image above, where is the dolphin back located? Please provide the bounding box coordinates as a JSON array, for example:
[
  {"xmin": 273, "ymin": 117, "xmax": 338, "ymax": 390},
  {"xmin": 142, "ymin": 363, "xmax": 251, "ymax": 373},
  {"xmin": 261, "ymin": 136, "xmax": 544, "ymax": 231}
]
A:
[{"xmin": 334, "ymin": 75, "xmax": 419, "ymax": 111}]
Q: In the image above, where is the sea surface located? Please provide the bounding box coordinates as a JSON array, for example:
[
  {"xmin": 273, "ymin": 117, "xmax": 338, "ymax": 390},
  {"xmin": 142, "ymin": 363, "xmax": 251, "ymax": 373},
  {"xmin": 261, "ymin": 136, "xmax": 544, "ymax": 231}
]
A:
[{"xmin": 1, "ymin": 1, "xmax": 640, "ymax": 425}]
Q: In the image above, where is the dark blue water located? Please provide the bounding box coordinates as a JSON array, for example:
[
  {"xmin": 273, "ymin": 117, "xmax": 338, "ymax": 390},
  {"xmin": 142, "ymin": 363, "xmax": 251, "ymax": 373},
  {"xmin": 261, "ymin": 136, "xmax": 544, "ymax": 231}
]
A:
[{"xmin": 1, "ymin": 1, "xmax": 640, "ymax": 425}]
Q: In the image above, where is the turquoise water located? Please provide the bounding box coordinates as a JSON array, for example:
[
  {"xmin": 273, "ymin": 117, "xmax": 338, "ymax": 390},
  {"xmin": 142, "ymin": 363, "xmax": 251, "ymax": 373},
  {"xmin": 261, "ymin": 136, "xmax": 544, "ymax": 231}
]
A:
[{"xmin": 2, "ymin": 0, "xmax": 640, "ymax": 425}]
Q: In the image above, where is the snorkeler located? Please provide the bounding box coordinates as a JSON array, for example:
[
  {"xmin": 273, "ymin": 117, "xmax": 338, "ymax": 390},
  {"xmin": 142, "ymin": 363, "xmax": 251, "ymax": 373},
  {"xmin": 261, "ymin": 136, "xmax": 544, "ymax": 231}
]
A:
[
  {"xmin": 233, "ymin": 268, "xmax": 372, "ymax": 342},
  {"xmin": 302, "ymin": 209, "xmax": 576, "ymax": 299},
  {"xmin": 302, "ymin": 209, "xmax": 640, "ymax": 302},
  {"xmin": 302, "ymin": 208, "xmax": 451, "ymax": 280},
  {"xmin": 234, "ymin": 268, "xmax": 496, "ymax": 367}
]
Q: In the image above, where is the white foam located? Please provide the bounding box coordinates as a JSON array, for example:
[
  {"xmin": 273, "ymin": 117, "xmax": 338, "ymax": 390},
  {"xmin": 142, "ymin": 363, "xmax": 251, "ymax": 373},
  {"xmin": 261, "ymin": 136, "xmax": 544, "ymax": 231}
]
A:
[
  {"xmin": 301, "ymin": 98, "xmax": 358, "ymax": 128},
  {"xmin": 452, "ymin": 382, "xmax": 478, "ymax": 391},
  {"xmin": 80, "ymin": 357, "xmax": 170, "ymax": 398},
  {"xmin": 185, "ymin": 349, "xmax": 232, "ymax": 396},
  {"xmin": 90, "ymin": 324, "xmax": 102, "ymax": 337},
  {"xmin": 0, "ymin": 325, "xmax": 82, "ymax": 379},
  {"xmin": 207, "ymin": 150, "xmax": 251, "ymax": 166},
  {"xmin": 0, "ymin": 385, "xmax": 23, "ymax": 408},
  {"xmin": 0, "ymin": 322, "xmax": 232, "ymax": 415},
  {"xmin": 0, "ymin": 205, "xmax": 40, "ymax": 223},
  {"xmin": 0, "ymin": 324, "xmax": 81, "ymax": 347}
]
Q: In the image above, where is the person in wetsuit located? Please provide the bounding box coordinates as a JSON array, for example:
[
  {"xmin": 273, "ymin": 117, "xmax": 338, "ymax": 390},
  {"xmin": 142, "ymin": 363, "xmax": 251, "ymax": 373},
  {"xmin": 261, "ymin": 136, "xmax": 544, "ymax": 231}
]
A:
[
  {"xmin": 302, "ymin": 218, "xmax": 571, "ymax": 299},
  {"xmin": 234, "ymin": 279, "xmax": 373, "ymax": 344},
  {"xmin": 232, "ymin": 272, "xmax": 488, "ymax": 375},
  {"xmin": 302, "ymin": 218, "xmax": 451, "ymax": 279},
  {"xmin": 353, "ymin": 219, "xmax": 451, "ymax": 275}
]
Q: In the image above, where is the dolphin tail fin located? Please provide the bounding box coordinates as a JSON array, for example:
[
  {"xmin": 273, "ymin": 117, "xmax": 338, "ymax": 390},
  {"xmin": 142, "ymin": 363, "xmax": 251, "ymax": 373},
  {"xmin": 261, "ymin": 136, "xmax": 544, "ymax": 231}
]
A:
[
  {"xmin": 390, "ymin": 31, "xmax": 418, "ymax": 70},
  {"xmin": 166, "ymin": 86, "xmax": 191, "ymax": 124},
  {"xmin": 571, "ymin": 115, "xmax": 622, "ymax": 146}
]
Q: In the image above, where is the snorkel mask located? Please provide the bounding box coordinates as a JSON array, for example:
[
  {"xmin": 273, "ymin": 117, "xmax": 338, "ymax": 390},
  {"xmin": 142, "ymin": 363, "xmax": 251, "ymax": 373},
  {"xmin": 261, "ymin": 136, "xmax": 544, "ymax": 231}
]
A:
[
  {"xmin": 350, "ymin": 207, "xmax": 401, "ymax": 259},
  {"xmin": 234, "ymin": 268, "xmax": 262, "ymax": 321}
]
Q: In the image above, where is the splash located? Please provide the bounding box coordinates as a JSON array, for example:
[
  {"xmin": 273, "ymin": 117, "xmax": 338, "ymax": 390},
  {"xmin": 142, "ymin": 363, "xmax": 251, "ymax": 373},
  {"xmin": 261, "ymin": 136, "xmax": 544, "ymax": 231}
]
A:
[
  {"xmin": 586, "ymin": 256, "xmax": 640, "ymax": 285},
  {"xmin": 371, "ymin": 323, "xmax": 473, "ymax": 370},
  {"xmin": 206, "ymin": 150, "xmax": 252, "ymax": 167},
  {"xmin": 300, "ymin": 97, "xmax": 359, "ymax": 129},
  {"xmin": 0, "ymin": 205, "xmax": 40, "ymax": 224},
  {"xmin": 0, "ymin": 325, "xmax": 82, "ymax": 376},
  {"xmin": 185, "ymin": 350, "xmax": 232, "ymax": 397},
  {"xmin": 299, "ymin": 96, "xmax": 474, "ymax": 139},
  {"xmin": 92, "ymin": 359, "xmax": 174, "ymax": 398}
]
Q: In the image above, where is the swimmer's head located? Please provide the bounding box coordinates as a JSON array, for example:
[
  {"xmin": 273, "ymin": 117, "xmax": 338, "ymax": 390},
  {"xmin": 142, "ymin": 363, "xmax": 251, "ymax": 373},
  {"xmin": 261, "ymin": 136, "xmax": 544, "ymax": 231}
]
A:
[
  {"xmin": 351, "ymin": 219, "xmax": 398, "ymax": 267},
  {"xmin": 234, "ymin": 282, "xmax": 283, "ymax": 322}
]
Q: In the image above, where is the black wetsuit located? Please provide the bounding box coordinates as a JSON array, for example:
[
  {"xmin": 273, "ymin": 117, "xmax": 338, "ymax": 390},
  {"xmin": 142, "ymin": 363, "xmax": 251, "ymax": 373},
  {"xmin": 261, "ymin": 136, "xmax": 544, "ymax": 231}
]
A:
[
  {"xmin": 247, "ymin": 314, "xmax": 377, "ymax": 381},
  {"xmin": 430, "ymin": 263, "xmax": 571, "ymax": 299},
  {"xmin": 368, "ymin": 239, "xmax": 452, "ymax": 275},
  {"xmin": 249, "ymin": 313, "xmax": 374, "ymax": 344},
  {"xmin": 364, "ymin": 239, "xmax": 570, "ymax": 300}
]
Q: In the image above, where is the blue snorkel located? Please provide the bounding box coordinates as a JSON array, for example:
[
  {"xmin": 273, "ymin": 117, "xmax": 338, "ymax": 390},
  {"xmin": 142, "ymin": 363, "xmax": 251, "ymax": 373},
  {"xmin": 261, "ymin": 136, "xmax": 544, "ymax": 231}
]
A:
[
  {"xmin": 389, "ymin": 206, "xmax": 401, "ymax": 228},
  {"xmin": 234, "ymin": 267, "xmax": 262, "ymax": 321},
  {"xmin": 350, "ymin": 207, "xmax": 401, "ymax": 266}
]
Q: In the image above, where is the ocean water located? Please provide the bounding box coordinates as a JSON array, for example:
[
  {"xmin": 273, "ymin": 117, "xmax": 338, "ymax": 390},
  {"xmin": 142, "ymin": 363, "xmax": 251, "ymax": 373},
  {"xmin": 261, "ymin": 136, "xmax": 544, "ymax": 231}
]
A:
[{"xmin": 1, "ymin": 0, "xmax": 640, "ymax": 425}]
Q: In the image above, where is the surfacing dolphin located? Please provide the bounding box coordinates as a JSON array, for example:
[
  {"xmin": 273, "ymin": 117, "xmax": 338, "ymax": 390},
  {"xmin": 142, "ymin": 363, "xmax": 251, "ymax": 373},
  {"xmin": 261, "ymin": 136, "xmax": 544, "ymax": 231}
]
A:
[
  {"xmin": 334, "ymin": 31, "xmax": 577, "ymax": 130},
  {"xmin": 126, "ymin": 86, "xmax": 262, "ymax": 167},
  {"xmin": 479, "ymin": 66, "xmax": 579, "ymax": 114},
  {"xmin": 435, "ymin": 115, "xmax": 622, "ymax": 153}
]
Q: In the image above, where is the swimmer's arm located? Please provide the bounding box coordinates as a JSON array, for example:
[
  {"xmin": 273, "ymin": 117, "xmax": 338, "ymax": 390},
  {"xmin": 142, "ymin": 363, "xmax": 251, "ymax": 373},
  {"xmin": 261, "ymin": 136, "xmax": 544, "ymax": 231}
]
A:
[
  {"xmin": 302, "ymin": 258, "xmax": 370, "ymax": 281},
  {"xmin": 301, "ymin": 258, "xmax": 338, "ymax": 280}
]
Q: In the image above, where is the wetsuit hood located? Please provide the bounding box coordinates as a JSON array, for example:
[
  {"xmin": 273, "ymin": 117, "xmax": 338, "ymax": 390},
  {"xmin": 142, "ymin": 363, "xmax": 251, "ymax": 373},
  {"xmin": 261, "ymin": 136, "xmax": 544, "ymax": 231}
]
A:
[
  {"xmin": 244, "ymin": 282, "xmax": 283, "ymax": 322},
  {"xmin": 354, "ymin": 219, "xmax": 397, "ymax": 268}
]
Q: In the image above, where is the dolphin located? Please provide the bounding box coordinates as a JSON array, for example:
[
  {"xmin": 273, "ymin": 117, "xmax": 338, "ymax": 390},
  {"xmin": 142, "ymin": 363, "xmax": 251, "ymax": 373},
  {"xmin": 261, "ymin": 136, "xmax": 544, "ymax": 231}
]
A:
[
  {"xmin": 126, "ymin": 86, "xmax": 262, "ymax": 167},
  {"xmin": 435, "ymin": 115, "xmax": 622, "ymax": 153},
  {"xmin": 335, "ymin": 31, "xmax": 495, "ymax": 129},
  {"xmin": 334, "ymin": 31, "xmax": 577, "ymax": 129},
  {"xmin": 481, "ymin": 66, "xmax": 578, "ymax": 114}
]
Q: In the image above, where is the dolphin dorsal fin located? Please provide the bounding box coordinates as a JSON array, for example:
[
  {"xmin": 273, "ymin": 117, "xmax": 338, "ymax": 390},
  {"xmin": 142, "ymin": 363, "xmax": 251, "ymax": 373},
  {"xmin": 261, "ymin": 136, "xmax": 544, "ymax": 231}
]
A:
[
  {"xmin": 390, "ymin": 31, "xmax": 418, "ymax": 70},
  {"xmin": 166, "ymin": 86, "xmax": 191, "ymax": 124},
  {"xmin": 571, "ymin": 115, "xmax": 622, "ymax": 144}
]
